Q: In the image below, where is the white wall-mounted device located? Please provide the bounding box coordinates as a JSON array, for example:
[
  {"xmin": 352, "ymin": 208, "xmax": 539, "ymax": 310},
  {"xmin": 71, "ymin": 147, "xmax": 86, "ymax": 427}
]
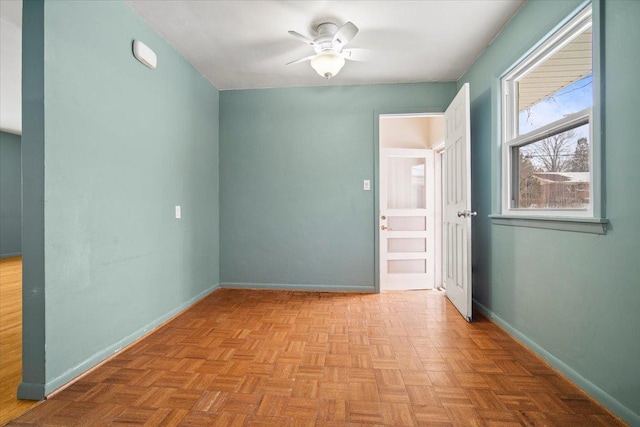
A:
[{"xmin": 132, "ymin": 40, "xmax": 157, "ymax": 69}]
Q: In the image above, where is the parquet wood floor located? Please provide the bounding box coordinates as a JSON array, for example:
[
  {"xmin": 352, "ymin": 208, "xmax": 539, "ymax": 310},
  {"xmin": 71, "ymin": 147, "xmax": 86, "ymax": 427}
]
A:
[
  {"xmin": 0, "ymin": 257, "xmax": 40, "ymax": 425},
  {"xmin": 7, "ymin": 288, "xmax": 625, "ymax": 426}
]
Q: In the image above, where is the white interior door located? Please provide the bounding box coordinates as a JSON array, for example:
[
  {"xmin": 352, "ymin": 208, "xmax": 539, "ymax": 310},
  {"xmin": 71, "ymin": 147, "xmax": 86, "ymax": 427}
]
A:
[
  {"xmin": 434, "ymin": 146, "xmax": 445, "ymax": 289},
  {"xmin": 380, "ymin": 148, "xmax": 435, "ymax": 290},
  {"xmin": 444, "ymin": 83, "xmax": 474, "ymax": 321}
]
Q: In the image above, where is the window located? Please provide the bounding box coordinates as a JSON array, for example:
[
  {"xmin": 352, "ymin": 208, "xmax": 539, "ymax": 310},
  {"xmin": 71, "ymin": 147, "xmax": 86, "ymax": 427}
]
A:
[{"xmin": 502, "ymin": 4, "xmax": 594, "ymax": 218}]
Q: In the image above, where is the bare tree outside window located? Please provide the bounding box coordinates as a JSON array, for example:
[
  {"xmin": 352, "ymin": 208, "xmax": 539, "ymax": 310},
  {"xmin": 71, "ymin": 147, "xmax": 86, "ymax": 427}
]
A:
[
  {"xmin": 527, "ymin": 130, "xmax": 575, "ymax": 172},
  {"xmin": 516, "ymin": 124, "xmax": 590, "ymax": 208}
]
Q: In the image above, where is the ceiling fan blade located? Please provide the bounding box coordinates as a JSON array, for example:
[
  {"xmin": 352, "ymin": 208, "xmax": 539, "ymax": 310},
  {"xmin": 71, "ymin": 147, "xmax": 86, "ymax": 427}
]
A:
[
  {"xmin": 341, "ymin": 48, "xmax": 372, "ymax": 61},
  {"xmin": 286, "ymin": 55, "xmax": 315, "ymax": 66},
  {"xmin": 333, "ymin": 21, "xmax": 359, "ymax": 48},
  {"xmin": 288, "ymin": 31, "xmax": 315, "ymax": 46}
]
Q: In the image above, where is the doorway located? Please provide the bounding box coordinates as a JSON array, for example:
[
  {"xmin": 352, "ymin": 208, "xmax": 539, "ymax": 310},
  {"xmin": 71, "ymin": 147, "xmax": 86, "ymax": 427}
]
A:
[{"xmin": 378, "ymin": 114, "xmax": 445, "ymax": 291}]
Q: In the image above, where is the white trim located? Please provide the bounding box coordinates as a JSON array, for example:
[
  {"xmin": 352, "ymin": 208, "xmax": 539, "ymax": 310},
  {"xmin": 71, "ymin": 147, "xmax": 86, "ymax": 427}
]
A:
[
  {"xmin": 379, "ymin": 112, "xmax": 444, "ymax": 120},
  {"xmin": 434, "ymin": 148, "xmax": 444, "ymax": 288},
  {"xmin": 383, "ymin": 209, "xmax": 427, "ymax": 217},
  {"xmin": 506, "ymin": 109, "xmax": 590, "ymax": 150},
  {"xmin": 384, "ymin": 231, "xmax": 428, "ymax": 238},
  {"xmin": 386, "ymin": 252, "xmax": 428, "ymax": 261}
]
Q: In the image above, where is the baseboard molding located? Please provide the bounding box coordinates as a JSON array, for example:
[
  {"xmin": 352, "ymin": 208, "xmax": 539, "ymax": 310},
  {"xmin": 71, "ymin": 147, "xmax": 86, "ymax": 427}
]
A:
[
  {"xmin": 474, "ymin": 299, "xmax": 639, "ymax": 426},
  {"xmin": 17, "ymin": 382, "xmax": 45, "ymax": 400},
  {"xmin": 37, "ymin": 282, "xmax": 220, "ymax": 398},
  {"xmin": 0, "ymin": 252, "xmax": 22, "ymax": 259},
  {"xmin": 221, "ymin": 282, "xmax": 374, "ymax": 293}
]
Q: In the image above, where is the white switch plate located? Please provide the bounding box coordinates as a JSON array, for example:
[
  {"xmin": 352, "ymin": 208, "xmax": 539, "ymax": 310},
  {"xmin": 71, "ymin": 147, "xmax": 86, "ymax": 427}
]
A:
[
  {"xmin": 175, "ymin": 205, "xmax": 181, "ymax": 219},
  {"xmin": 363, "ymin": 180, "xmax": 371, "ymax": 191}
]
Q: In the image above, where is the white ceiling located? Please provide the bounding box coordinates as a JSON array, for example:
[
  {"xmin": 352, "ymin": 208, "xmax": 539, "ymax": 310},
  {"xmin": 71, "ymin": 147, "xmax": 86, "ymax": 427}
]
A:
[
  {"xmin": 0, "ymin": 0, "xmax": 526, "ymax": 133},
  {"xmin": 126, "ymin": 0, "xmax": 525, "ymax": 90}
]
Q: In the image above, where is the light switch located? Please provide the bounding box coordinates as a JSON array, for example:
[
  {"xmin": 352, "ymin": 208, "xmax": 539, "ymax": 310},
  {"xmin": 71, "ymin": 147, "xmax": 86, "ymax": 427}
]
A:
[
  {"xmin": 175, "ymin": 205, "xmax": 181, "ymax": 219},
  {"xmin": 363, "ymin": 180, "xmax": 371, "ymax": 191}
]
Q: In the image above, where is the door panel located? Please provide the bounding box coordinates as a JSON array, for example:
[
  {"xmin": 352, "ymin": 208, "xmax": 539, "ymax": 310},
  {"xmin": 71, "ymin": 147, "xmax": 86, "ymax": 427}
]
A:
[
  {"xmin": 444, "ymin": 83, "xmax": 473, "ymax": 321},
  {"xmin": 388, "ymin": 216, "xmax": 425, "ymax": 231},
  {"xmin": 388, "ymin": 237, "xmax": 426, "ymax": 253}
]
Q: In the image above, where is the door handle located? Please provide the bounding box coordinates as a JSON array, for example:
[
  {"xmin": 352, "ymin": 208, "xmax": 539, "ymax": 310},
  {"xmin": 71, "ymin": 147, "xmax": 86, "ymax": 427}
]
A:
[
  {"xmin": 457, "ymin": 210, "xmax": 478, "ymax": 218},
  {"xmin": 381, "ymin": 225, "xmax": 392, "ymax": 230}
]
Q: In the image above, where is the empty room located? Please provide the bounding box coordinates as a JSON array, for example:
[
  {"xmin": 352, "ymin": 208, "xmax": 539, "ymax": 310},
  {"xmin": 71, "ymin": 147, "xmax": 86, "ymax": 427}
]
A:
[{"xmin": 0, "ymin": 0, "xmax": 638, "ymax": 425}]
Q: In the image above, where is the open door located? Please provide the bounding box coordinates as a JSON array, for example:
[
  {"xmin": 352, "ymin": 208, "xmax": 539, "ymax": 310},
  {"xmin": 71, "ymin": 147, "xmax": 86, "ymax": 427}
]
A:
[{"xmin": 444, "ymin": 83, "xmax": 475, "ymax": 321}]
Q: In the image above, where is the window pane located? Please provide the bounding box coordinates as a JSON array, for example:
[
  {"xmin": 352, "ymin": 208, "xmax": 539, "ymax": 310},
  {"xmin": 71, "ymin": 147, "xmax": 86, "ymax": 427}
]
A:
[
  {"xmin": 516, "ymin": 123, "xmax": 590, "ymax": 209},
  {"xmin": 387, "ymin": 157, "xmax": 426, "ymax": 209},
  {"xmin": 517, "ymin": 27, "xmax": 592, "ymax": 135}
]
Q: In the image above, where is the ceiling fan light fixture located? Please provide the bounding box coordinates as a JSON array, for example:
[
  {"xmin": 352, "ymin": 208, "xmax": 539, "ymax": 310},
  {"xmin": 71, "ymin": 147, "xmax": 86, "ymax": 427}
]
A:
[{"xmin": 310, "ymin": 50, "xmax": 345, "ymax": 79}]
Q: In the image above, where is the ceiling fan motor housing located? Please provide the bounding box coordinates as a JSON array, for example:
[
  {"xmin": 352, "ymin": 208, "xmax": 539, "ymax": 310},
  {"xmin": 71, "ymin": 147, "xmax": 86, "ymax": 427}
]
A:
[
  {"xmin": 313, "ymin": 22, "xmax": 339, "ymax": 53},
  {"xmin": 286, "ymin": 21, "xmax": 359, "ymax": 78}
]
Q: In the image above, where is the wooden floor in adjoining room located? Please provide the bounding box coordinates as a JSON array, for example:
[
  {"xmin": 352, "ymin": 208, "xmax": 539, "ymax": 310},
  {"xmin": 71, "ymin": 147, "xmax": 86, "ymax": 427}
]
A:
[
  {"xmin": 0, "ymin": 257, "xmax": 40, "ymax": 426},
  {"xmin": 7, "ymin": 287, "xmax": 625, "ymax": 426}
]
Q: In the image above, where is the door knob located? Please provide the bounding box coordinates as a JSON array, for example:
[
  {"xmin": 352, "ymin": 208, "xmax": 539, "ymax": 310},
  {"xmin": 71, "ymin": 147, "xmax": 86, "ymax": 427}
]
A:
[
  {"xmin": 457, "ymin": 210, "xmax": 478, "ymax": 218},
  {"xmin": 381, "ymin": 225, "xmax": 392, "ymax": 230}
]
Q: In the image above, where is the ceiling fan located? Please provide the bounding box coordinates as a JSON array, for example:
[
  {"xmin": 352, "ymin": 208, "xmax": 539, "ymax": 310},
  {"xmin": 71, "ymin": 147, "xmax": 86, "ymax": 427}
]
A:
[{"xmin": 287, "ymin": 21, "xmax": 366, "ymax": 79}]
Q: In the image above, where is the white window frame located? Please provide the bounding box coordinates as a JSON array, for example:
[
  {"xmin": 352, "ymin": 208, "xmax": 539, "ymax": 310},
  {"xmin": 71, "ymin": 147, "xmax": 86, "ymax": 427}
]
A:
[{"xmin": 501, "ymin": 4, "xmax": 594, "ymax": 218}]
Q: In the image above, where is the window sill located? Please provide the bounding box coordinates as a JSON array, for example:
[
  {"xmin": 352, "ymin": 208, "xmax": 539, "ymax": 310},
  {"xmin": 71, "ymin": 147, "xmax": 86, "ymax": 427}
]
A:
[{"xmin": 488, "ymin": 214, "xmax": 608, "ymax": 234}]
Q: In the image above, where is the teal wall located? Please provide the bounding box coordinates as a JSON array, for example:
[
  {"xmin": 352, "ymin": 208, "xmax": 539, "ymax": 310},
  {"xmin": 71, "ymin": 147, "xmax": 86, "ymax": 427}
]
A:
[
  {"xmin": 20, "ymin": 0, "xmax": 46, "ymax": 398},
  {"xmin": 220, "ymin": 83, "xmax": 456, "ymax": 290},
  {"xmin": 21, "ymin": 0, "xmax": 220, "ymax": 398},
  {"xmin": 458, "ymin": 0, "xmax": 640, "ymax": 423},
  {"xmin": 0, "ymin": 131, "xmax": 22, "ymax": 257},
  {"xmin": 17, "ymin": 0, "xmax": 638, "ymax": 422}
]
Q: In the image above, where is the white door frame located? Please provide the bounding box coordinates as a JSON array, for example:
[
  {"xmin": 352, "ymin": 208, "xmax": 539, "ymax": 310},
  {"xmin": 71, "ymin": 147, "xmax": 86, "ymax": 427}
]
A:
[
  {"xmin": 374, "ymin": 111, "xmax": 445, "ymax": 293},
  {"xmin": 433, "ymin": 141, "xmax": 445, "ymax": 290}
]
